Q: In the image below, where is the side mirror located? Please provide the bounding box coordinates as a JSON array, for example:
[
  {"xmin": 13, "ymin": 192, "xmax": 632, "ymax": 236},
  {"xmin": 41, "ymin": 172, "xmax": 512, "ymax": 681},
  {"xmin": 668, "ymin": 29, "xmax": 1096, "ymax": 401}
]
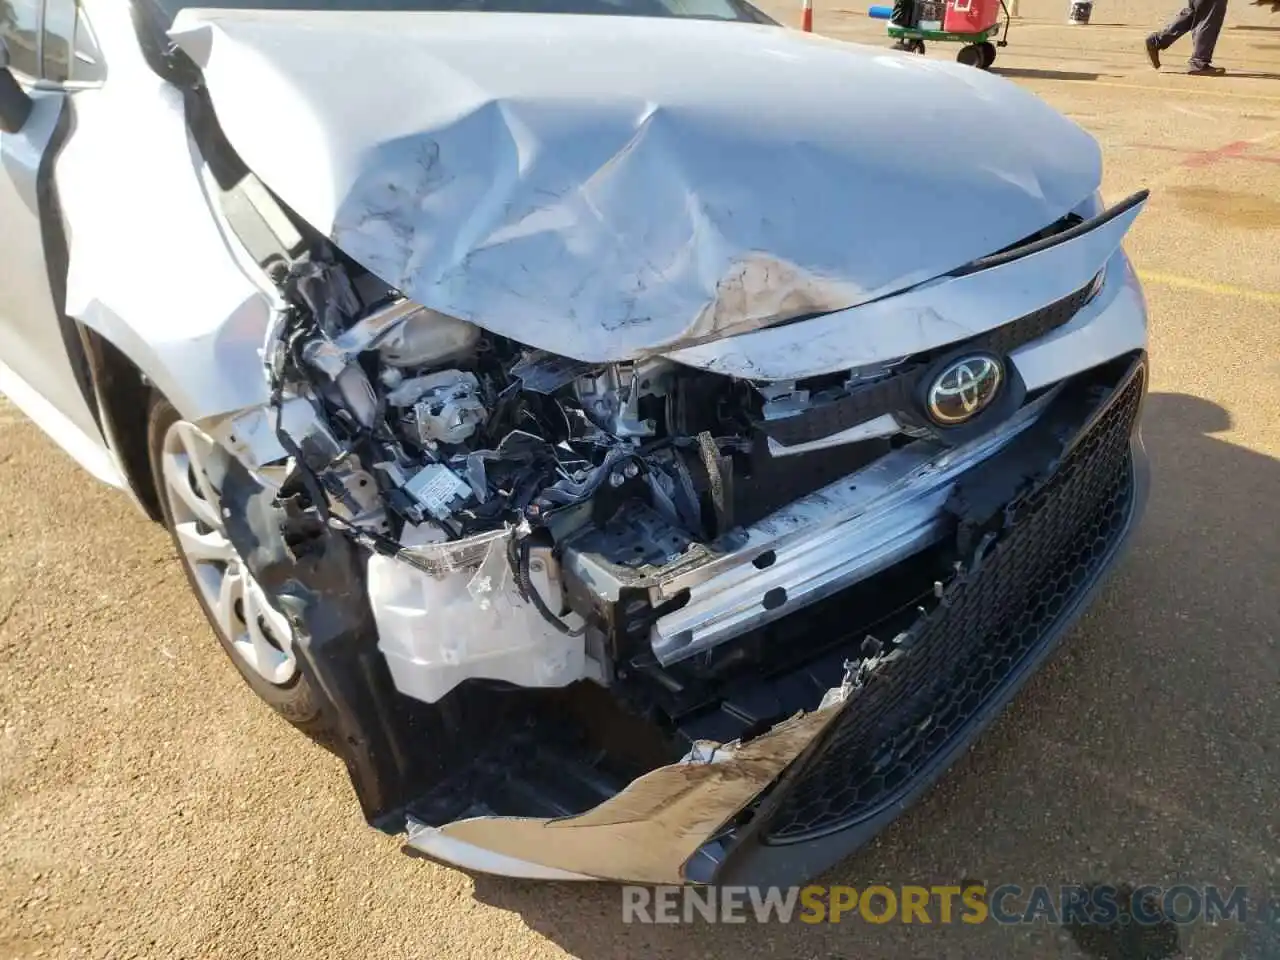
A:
[{"xmin": 0, "ymin": 37, "xmax": 35, "ymax": 134}]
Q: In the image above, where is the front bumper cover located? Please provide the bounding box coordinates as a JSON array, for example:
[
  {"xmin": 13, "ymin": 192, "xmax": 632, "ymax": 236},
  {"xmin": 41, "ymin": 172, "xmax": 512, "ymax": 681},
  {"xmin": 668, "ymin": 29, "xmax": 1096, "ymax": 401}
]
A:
[{"xmin": 404, "ymin": 352, "xmax": 1151, "ymax": 885}]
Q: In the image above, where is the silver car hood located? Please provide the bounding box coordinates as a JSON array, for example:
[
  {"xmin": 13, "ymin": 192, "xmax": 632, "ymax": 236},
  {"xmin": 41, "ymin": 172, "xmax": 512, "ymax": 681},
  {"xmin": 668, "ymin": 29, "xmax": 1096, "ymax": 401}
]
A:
[{"xmin": 171, "ymin": 9, "xmax": 1103, "ymax": 365}]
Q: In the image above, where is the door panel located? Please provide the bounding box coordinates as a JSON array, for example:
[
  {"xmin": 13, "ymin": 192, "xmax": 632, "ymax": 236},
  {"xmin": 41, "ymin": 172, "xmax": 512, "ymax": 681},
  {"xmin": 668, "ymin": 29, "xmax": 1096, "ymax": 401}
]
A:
[{"xmin": 0, "ymin": 83, "xmax": 105, "ymax": 449}]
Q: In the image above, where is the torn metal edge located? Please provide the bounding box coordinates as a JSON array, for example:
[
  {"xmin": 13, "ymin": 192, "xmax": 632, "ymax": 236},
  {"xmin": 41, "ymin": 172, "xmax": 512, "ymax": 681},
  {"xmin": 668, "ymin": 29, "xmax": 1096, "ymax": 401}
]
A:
[{"xmin": 404, "ymin": 703, "xmax": 847, "ymax": 884}]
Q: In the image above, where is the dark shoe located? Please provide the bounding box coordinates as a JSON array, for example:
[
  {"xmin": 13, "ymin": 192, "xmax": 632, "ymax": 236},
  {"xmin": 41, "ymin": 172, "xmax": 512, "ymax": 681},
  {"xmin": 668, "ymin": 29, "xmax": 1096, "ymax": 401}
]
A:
[
  {"xmin": 1186, "ymin": 61, "xmax": 1226, "ymax": 75},
  {"xmin": 1145, "ymin": 34, "xmax": 1162, "ymax": 69}
]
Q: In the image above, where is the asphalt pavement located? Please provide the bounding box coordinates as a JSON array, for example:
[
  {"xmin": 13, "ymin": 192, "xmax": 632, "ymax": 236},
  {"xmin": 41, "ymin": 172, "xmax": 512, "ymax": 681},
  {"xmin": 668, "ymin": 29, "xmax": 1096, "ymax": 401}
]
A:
[{"xmin": 1, "ymin": 2, "xmax": 1278, "ymax": 956}]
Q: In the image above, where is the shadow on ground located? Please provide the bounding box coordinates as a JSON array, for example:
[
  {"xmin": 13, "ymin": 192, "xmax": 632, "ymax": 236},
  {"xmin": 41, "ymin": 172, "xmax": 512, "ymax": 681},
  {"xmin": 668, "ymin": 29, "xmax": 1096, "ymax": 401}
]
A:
[
  {"xmin": 992, "ymin": 66, "xmax": 1108, "ymax": 79},
  {"xmin": 460, "ymin": 392, "xmax": 1280, "ymax": 959}
]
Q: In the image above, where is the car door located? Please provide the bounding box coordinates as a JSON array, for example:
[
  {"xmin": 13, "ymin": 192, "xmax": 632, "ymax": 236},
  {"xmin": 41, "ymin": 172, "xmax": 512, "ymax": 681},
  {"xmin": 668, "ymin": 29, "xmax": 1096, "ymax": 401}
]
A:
[{"xmin": 0, "ymin": 0, "xmax": 108, "ymax": 466}]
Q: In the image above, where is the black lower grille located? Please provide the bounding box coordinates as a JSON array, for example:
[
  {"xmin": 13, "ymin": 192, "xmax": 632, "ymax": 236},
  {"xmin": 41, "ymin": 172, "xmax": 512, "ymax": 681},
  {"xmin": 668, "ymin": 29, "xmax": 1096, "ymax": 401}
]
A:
[{"xmin": 762, "ymin": 361, "xmax": 1145, "ymax": 842}]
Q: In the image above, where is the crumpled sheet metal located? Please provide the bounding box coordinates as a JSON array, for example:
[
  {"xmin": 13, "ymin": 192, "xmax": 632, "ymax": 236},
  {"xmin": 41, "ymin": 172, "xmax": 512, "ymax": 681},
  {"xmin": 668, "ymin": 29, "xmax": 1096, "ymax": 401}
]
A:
[
  {"xmin": 171, "ymin": 9, "xmax": 1100, "ymax": 366},
  {"xmin": 419, "ymin": 705, "xmax": 843, "ymax": 884},
  {"xmin": 665, "ymin": 195, "xmax": 1147, "ymax": 380}
]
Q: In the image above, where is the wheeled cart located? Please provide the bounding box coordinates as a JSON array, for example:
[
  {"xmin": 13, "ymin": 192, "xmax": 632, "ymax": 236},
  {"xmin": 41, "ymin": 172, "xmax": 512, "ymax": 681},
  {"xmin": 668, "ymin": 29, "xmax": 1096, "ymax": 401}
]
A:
[{"xmin": 869, "ymin": 0, "xmax": 1012, "ymax": 68}]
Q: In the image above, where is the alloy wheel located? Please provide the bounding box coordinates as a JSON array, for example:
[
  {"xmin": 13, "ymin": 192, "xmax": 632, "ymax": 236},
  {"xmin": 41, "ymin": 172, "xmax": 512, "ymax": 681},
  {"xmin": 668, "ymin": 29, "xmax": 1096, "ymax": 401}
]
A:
[{"xmin": 160, "ymin": 420, "xmax": 299, "ymax": 686}]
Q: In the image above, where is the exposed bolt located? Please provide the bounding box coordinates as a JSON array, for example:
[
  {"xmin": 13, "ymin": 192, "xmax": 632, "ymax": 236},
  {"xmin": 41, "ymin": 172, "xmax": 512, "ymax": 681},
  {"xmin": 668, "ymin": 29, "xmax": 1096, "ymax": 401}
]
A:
[
  {"xmin": 609, "ymin": 471, "xmax": 626, "ymax": 488},
  {"xmin": 529, "ymin": 559, "xmax": 545, "ymax": 574},
  {"xmin": 623, "ymin": 462, "xmax": 639, "ymax": 479}
]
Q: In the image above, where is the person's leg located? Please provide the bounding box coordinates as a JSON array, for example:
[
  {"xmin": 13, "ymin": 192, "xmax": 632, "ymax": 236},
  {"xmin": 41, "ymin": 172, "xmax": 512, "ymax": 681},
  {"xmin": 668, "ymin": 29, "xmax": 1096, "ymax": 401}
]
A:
[
  {"xmin": 1146, "ymin": 1, "xmax": 1197, "ymax": 67},
  {"xmin": 1188, "ymin": 0, "xmax": 1228, "ymax": 70},
  {"xmin": 1154, "ymin": 2, "xmax": 1197, "ymax": 45}
]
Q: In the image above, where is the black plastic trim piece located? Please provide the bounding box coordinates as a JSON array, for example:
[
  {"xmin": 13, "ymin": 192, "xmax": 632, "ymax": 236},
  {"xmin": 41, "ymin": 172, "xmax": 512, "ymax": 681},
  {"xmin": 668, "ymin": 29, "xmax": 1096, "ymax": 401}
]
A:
[
  {"xmin": 949, "ymin": 190, "xmax": 1149, "ymax": 278},
  {"xmin": 33, "ymin": 94, "xmax": 105, "ymax": 439},
  {"xmin": 219, "ymin": 459, "xmax": 446, "ymax": 827},
  {"xmin": 80, "ymin": 330, "xmax": 163, "ymax": 520},
  {"xmin": 0, "ymin": 68, "xmax": 33, "ymax": 133}
]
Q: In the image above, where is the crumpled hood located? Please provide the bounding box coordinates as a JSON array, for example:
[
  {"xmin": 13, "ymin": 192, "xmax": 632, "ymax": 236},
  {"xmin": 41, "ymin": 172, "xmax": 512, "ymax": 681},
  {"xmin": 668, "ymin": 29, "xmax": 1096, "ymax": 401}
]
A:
[{"xmin": 172, "ymin": 9, "xmax": 1102, "ymax": 362}]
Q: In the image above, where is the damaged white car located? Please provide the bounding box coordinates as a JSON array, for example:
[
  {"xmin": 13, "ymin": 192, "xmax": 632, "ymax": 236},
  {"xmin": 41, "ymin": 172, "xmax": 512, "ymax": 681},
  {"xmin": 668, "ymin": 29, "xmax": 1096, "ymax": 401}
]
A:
[{"xmin": 0, "ymin": 0, "xmax": 1151, "ymax": 884}]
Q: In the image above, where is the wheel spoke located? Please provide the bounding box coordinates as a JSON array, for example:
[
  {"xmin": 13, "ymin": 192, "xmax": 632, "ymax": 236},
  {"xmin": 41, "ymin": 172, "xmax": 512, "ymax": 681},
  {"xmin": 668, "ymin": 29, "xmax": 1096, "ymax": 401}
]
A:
[
  {"xmin": 163, "ymin": 418, "xmax": 299, "ymax": 688},
  {"xmin": 243, "ymin": 582, "xmax": 288, "ymax": 683},
  {"xmin": 248, "ymin": 579, "xmax": 295, "ymax": 658},
  {"xmin": 215, "ymin": 565, "xmax": 243, "ymax": 637},
  {"xmin": 175, "ymin": 521, "xmax": 235, "ymax": 565},
  {"xmin": 162, "ymin": 450, "xmax": 222, "ymax": 529},
  {"xmin": 174, "ymin": 422, "xmax": 226, "ymax": 525}
]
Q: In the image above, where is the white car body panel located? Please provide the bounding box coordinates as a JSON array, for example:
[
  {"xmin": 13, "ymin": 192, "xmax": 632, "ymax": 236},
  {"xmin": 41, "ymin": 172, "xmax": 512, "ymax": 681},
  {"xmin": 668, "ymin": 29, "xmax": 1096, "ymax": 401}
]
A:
[
  {"xmin": 0, "ymin": 84, "xmax": 111, "ymax": 452},
  {"xmin": 170, "ymin": 8, "xmax": 1103, "ymax": 368},
  {"xmin": 54, "ymin": 0, "xmax": 276, "ymax": 422},
  {"xmin": 1010, "ymin": 247, "xmax": 1149, "ymax": 390},
  {"xmin": 0, "ymin": 354, "xmax": 122, "ymax": 486}
]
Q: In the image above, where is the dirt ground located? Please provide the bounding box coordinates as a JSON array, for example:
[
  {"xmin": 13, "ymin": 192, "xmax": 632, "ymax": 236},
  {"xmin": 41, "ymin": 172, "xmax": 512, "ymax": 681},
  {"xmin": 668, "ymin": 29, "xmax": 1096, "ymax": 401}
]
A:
[{"xmin": 2, "ymin": 3, "xmax": 1279, "ymax": 958}]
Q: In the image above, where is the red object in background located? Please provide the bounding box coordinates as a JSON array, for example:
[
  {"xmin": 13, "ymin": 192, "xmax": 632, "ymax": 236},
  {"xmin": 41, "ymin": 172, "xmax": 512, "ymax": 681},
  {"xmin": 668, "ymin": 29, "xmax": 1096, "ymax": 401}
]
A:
[
  {"xmin": 801, "ymin": 0, "xmax": 813, "ymax": 31},
  {"xmin": 943, "ymin": 0, "xmax": 999, "ymax": 32}
]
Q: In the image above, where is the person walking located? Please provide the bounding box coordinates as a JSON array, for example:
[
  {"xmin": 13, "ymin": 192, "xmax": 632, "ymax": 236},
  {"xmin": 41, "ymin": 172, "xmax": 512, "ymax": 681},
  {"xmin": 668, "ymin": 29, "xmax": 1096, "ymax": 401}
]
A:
[{"xmin": 1145, "ymin": 0, "xmax": 1229, "ymax": 75}]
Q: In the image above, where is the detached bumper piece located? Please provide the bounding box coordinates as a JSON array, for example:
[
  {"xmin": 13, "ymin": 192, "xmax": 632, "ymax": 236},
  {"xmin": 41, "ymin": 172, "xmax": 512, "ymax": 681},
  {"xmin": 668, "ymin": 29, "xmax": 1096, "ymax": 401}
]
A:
[
  {"xmin": 400, "ymin": 353, "xmax": 1147, "ymax": 885},
  {"xmin": 707, "ymin": 352, "xmax": 1148, "ymax": 885}
]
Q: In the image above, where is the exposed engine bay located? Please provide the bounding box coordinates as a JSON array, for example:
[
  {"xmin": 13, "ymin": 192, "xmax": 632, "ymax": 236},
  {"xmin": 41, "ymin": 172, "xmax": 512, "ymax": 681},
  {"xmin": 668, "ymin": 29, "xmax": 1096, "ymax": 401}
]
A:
[{"xmin": 245, "ymin": 245, "xmax": 908, "ymax": 703}]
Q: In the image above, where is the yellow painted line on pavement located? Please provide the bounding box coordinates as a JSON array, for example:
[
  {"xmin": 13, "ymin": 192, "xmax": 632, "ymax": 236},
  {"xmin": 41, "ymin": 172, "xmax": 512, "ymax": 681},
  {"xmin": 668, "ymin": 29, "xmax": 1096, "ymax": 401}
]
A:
[
  {"xmin": 1138, "ymin": 270, "xmax": 1280, "ymax": 304},
  {"xmin": 1028, "ymin": 78, "xmax": 1280, "ymax": 103}
]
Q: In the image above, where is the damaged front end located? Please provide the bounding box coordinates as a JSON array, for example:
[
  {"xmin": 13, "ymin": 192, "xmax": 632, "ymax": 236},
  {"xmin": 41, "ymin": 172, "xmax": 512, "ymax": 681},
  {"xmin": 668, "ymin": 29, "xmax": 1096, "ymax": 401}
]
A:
[
  {"xmin": 167, "ymin": 10, "xmax": 1152, "ymax": 885},
  {"xmin": 199, "ymin": 194, "xmax": 1149, "ymax": 886}
]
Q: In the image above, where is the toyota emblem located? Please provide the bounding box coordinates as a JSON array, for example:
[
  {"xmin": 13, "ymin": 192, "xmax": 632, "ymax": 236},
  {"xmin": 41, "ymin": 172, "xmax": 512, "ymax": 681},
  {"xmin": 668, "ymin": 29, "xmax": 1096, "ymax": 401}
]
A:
[{"xmin": 926, "ymin": 355, "xmax": 1003, "ymax": 425}]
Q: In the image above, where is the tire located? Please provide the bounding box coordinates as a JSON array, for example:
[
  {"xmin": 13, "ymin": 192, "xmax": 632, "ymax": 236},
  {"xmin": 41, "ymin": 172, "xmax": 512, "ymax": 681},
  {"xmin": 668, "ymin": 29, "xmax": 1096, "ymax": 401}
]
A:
[
  {"xmin": 956, "ymin": 44, "xmax": 984, "ymax": 66},
  {"xmin": 979, "ymin": 41, "xmax": 997, "ymax": 67},
  {"xmin": 147, "ymin": 395, "xmax": 328, "ymax": 735}
]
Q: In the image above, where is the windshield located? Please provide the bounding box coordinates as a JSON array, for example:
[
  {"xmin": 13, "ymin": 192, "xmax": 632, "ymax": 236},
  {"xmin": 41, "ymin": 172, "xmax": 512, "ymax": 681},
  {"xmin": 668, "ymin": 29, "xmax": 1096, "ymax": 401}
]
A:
[{"xmin": 149, "ymin": 0, "xmax": 773, "ymax": 25}]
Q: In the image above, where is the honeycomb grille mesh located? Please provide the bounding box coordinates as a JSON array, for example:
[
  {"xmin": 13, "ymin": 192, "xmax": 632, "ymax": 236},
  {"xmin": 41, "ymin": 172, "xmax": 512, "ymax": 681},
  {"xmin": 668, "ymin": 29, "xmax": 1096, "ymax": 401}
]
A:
[{"xmin": 763, "ymin": 365, "xmax": 1144, "ymax": 843}]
